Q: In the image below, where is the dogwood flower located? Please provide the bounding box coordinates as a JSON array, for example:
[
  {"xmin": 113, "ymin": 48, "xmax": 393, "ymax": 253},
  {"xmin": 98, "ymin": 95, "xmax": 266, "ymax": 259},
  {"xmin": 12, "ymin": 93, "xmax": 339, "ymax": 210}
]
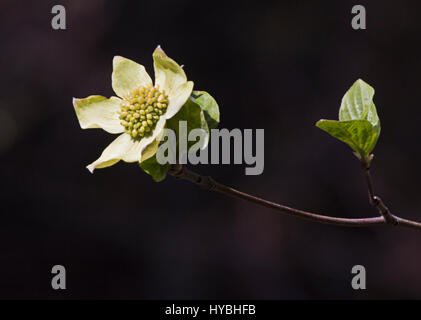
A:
[{"xmin": 73, "ymin": 46, "xmax": 193, "ymax": 173}]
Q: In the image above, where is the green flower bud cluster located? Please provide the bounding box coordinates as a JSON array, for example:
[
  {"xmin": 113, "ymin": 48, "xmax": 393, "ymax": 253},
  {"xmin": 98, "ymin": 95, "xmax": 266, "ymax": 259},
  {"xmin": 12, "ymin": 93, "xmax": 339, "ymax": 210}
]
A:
[{"xmin": 119, "ymin": 84, "xmax": 169, "ymax": 139}]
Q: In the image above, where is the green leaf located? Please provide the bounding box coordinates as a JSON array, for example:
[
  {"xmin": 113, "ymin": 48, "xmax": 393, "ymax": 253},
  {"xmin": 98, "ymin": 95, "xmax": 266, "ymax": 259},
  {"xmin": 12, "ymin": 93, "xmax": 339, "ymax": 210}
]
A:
[
  {"xmin": 139, "ymin": 91, "xmax": 219, "ymax": 182},
  {"xmin": 339, "ymin": 79, "xmax": 380, "ymax": 138},
  {"xmin": 166, "ymin": 96, "xmax": 210, "ymax": 151},
  {"xmin": 191, "ymin": 91, "xmax": 220, "ymax": 129},
  {"xmin": 316, "ymin": 120, "xmax": 379, "ymax": 157},
  {"xmin": 316, "ymin": 79, "xmax": 381, "ymax": 163},
  {"xmin": 139, "ymin": 155, "xmax": 169, "ymax": 182}
]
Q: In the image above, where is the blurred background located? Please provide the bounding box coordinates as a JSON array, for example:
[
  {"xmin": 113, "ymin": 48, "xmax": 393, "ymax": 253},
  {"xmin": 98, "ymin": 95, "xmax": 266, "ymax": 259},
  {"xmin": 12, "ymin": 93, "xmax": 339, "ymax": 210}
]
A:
[{"xmin": 1, "ymin": 0, "xmax": 421, "ymax": 299}]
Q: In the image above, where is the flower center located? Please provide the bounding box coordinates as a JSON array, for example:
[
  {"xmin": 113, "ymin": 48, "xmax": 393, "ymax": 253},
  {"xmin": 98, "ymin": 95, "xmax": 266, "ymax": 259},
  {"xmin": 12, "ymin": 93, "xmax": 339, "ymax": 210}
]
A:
[{"xmin": 119, "ymin": 84, "xmax": 169, "ymax": 139}]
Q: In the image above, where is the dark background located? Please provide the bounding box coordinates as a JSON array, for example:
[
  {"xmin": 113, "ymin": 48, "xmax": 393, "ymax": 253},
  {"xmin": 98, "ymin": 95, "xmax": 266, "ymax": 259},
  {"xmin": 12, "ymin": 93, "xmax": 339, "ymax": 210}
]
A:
[{"xmin": 1, "ymin": 0, "xmax": 420, "ymax": 299}]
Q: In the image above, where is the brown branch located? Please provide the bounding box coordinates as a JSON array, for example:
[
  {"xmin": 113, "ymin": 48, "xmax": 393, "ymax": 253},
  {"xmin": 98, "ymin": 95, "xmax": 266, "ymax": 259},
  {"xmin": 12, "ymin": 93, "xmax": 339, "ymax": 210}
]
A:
[
  {"xmin": 361, "ymin": 161, "xmax": 398, "ymax": 225},
  {"xmin": 168, "ymin": 164, "xmax": 421, "ymax": 230}
]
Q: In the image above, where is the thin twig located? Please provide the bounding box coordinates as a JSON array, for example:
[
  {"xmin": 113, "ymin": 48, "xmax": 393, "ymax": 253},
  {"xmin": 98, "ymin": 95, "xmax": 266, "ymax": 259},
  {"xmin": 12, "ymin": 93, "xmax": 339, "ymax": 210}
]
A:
[
  {"xmin": 361, "ymin": 161, "xmax": 398, "ymax": 225},
  {"xmin": 168, "ymin": 164, "xmax": 421, "ymax": 230}
]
